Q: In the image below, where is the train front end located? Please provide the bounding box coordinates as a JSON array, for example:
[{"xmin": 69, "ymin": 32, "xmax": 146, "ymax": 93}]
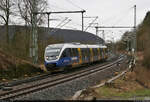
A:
[{"xmin": 44, "ymin": 44, "xmax": 63, "ymax": 70}]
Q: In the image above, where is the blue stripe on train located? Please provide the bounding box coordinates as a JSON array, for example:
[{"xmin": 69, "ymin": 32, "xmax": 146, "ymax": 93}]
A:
[{"xmin": 45, "ymin": 56, "xmax": 79, "ymax": 67}]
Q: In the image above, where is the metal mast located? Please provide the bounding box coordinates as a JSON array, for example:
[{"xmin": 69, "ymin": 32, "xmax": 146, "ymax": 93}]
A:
[
  {"xmin": 134, "ymin": 5, "xmax": 137, "ymax": 55},
  {"xmin": 35, "ymin": 10, "xmax": 86, "ymax": 31},
  {"xmin": 31, "ymin": 0, "xmax": 38, "ymax": 64}
]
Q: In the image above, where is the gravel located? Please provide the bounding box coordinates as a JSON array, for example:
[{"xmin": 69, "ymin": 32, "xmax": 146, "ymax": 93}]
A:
[{"xmin": 14, "ymin": 58, "xmax": 128, "ymax": 100}]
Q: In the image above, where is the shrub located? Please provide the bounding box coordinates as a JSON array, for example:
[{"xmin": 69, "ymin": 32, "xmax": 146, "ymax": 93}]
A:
[{"xmin": 142, "ymin": 47, "xmax": 150, "ymax": 69}]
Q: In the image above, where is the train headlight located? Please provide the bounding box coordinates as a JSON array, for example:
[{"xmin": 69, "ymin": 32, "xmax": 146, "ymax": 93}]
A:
[{"xmin": 46, "ymin": 56, "xmax": 49, "ymax": 60}]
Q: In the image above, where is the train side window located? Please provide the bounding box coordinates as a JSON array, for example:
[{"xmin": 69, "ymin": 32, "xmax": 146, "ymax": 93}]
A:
[
  {"xmin": 87, "ymin": 48, "xmax": 90, "ymax": 56},
  {"xmin": 61, "ymin": 50, "xmax": 67, "ymax": 58},
  {"xmin": 85, "ymin": 48, "xmax": 88, "ymax": 56},
  {"xmin": 76, "ymin": 48, "xmax": 79, "ymax": 56},
  {"xmin": 70, "ymin": 48, "xmax": 73, "ymax": 57},
  {"xmin": 93, "ymin": 48, "xmax": 95, "ymax": 56},
  {"xmin": 83, "ymin": 48, "xmax": 86, "ymax": 57},
  {"xmin": 81, "ymin": 48, "xmax": 84, "ymax": 56},
  {"xmin": 93, "ymin": 48, "xmax": 97, "ymax": 56},
  {"xmin": 66, "ymin": 48, "xmax": 71, "ymax": 57},
  {"xmin": 72, "ymin": 48, "xmax": 78, "ymax": 57},
  {"xmin": 61, "ymin": 48, "xmax": 70, "ymax": 58},
  {"xmin": 72, "ymin": 48, "xmax": 75, "ymax": 56},
  {"xmin": 102, "ymin": 48, "xmax": 104, "ymax": 54},
  {"xmin": 92, "ymin": 49, "xmax": 94, "ymax": 55},
  {"xmin": 68, "ymin": 48, "xmax": 72, "ymax": 57},
  {"xmin": 100, "ymin": 48, "xmax": 103, "ymax": 56},
  {"xmin": 97, "ymin": 48, "xmax": 100, "ymax": 55},
  {"xmin": 81, "ymin": 48, "xmax": 83, "ymax": 56},
  {"xmin": 95, "ymin": 48, "xmax": 98, "ymax": 55}
]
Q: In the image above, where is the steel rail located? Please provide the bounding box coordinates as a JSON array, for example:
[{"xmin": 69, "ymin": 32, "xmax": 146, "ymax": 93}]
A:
[
  {"xmin": 0, "ymin": 55, "xmax": 127, "ymax": 100},
  {"xmin": 0, "ymin": 54, "xmax": 119, "ymax": 88}
]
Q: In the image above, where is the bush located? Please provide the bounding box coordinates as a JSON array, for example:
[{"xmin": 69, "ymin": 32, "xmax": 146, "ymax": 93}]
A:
[{"xmin": 142, "ymin": 47, "xmax": 150, "ymax": 69}]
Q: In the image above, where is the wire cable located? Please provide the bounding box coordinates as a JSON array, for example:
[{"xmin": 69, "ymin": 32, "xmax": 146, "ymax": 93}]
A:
[{"xmin": 65, "ymin": 0, "xmax": 84, "ymax": 10}]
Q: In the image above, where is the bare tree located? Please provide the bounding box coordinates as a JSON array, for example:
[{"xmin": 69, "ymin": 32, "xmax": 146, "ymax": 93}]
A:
[
  {"xmin": 17, "ymin": 0, "xmax": 48, "ymax": 60},
  {"xmin": 17, "ymin": 0, "xmax": 48, "ymax": 26},
  {"xmin": 0, "ymin": 0, "xmax": 16, "ymax": 44}
]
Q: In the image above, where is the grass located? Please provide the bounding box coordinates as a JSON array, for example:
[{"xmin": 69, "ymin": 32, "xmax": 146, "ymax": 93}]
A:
[
  {"xmin": 97, "ymin": 86, "xmax": 150, "ymax": 99},
  {"xmin": 93, "ymin": 69, "xmax": 150, "ymax": 99}
]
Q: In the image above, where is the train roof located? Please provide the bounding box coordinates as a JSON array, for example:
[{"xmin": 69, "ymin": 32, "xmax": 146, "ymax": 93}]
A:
[{"xmin": 46, "ymin": 43, "xmax": 107, "ymax": 49}]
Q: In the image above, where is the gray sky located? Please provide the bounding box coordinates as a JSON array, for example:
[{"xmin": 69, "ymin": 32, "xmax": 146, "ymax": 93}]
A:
[{"xmin": 47, "ymin": 0, "xmax": 150, "ymax": 42}]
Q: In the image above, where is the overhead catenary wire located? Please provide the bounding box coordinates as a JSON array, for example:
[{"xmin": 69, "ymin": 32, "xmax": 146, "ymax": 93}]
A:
[
  {"xmin": 48, "ymin": 0, "xmax": 71, "ymax": 11},
  {"xmin": 58, "ymin": 19, "xmax": 72, "ymax": 29},
  {"xmin": 43, "ymin": 0, "xmax": 86, "ymax": 31},
  {"xmin": 50, "ymin": 19, "xmax": 71, "ymax": 34},
  {"xmin": 101, "ymin": 7, "xmax": 133, "ymax": 26},
  {"xmin": 65, "ymin": 0, "xmax": 84, "ymax": 10},
  {"xmin": 84, "ymin": 16, "xmax": 98, "ymax": 31},
  {"xmin": 51, "ymin": 17, "xmax": 68, "ymax": 31},
  {"xmin": 111, "ymin": 9, "xmax": 133, "ymax": 26}
]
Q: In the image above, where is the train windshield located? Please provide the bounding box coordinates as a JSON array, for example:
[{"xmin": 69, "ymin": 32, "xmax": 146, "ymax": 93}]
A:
[{"xmin": 45, "ymin": 47, "xmax": 62, "ymax": 60}]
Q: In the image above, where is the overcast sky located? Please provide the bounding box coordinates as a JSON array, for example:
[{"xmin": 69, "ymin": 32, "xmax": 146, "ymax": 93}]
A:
[{"xmin": 47, "ymin": 0, "xmax": 150, "ymax": 42}]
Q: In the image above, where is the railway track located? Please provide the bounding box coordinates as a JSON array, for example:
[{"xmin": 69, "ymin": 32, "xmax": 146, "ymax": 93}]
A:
[
  {"xmin": 0, "ymin": 53, "xmax": 118, "ymax": 89},
  {"xmin": 0, "ymin": 53, "xmax": 119, "ymax": 89},
  {"xmin": 0, "ymin": 54, "xmax": 128, "ymax": 100}
]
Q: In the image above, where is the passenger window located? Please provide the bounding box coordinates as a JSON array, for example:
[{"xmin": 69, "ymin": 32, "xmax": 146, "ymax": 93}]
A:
[
  {"xmin": 95, "ymin": 48, "xmax": 98, "ymax": 55},
  {"xmin": 93, "ymin": 48, "xmax": 95, "ymax": 56},
  {"xmin": 61, "ymin": 48, "xmax": 70, "ymax": 58},
  {"xmin": 87, "ymin": 48, "xmax": 90, "ymax": 56},
  {"xmin": 68, "ymin": 48, "xmax": 72, "ymax": 57},
  {"xmin": 66, "ymin": 48, "xmax": 71, "ymax": 57},
  {"xmin": 81, "ymin": 48, "xmax": 83, "ymax": 56},
  {"xmin": 72, "ymin": 48, "xmax": 75, "ymax": 56},
  {"xmin": 93, "ymin": 48, "xmax": 97, "ymax": 56},
  {"xmin": 73, "ymin": 48, "xmax": 79, "ymax": 57},
  {"xmin": 82, "ymin": 48, "xmax": 85, "ymax": 57},
  {"xmin": 70, "ymin": 48, "xmax": 73, "ymax": 57},
  {"xmin": 85, "ymin": 48, "xmax": 88, "ymax": 56},
  {"xmin": 61, "ymin": 51, "xmax": 67, "ymax": 58},
  {"xmin": 76, "ymin": 48, "xmax": 78, "ymax": 56},
  {"xmin": 100, "ymin": 48, "xmax": 103, "ymax": 56}
]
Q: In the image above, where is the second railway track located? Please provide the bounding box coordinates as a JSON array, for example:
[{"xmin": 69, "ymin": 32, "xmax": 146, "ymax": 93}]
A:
[{"xmin": 0, "ymin": 54, "xmax": 128, "ymax": 100}]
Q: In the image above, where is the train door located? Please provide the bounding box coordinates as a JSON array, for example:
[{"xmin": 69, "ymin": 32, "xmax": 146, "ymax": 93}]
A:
[
  {"xmin": 71, "ymin": 48, "xmax": 79, "ymax": 66},
  {"xmin": 60, "ymin": 48, "xmax": 71, "ymax": 66}
]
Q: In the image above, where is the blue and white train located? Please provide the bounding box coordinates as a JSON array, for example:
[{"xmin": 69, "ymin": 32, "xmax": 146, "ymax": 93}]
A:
[{"xmin": 44, "ymin": 43, "xmax": 108, "ymax": 71}]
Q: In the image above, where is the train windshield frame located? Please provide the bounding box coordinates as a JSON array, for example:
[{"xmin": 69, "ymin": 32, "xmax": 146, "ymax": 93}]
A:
[{"xmin": 45, "ymin": 46, "xmax": 63, "ymax": 60}]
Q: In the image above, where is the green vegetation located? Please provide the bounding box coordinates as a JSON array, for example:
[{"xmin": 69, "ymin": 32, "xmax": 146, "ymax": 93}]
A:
[
  {"xmin": 137, "ymin": 11, "xmax": 150, "ymax": 68},
  {"xmin": 116, "ymin": 11, "xmax": 150, "ymax": 68},
  {"xmin": 97, "ymin": 86, "xmax": 150, "ymax": 99}
]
